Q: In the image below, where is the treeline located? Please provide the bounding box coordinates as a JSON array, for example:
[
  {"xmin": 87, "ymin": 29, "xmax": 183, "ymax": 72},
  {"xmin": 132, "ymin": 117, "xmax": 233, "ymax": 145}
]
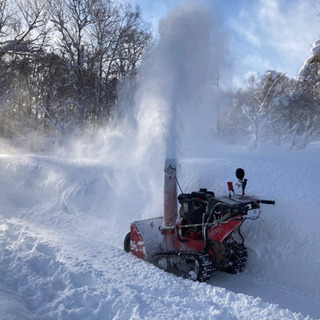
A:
[
  {"xmin": 0, "ymin": 0, "xmax": 152, "ymax": 139},
  {"xmin": 1, "ymin": 0, "xmax": 319, "ymax": 150},
  {"xmin": 220, "ymin": 45, "xmax": 320, "ymax": 149}
]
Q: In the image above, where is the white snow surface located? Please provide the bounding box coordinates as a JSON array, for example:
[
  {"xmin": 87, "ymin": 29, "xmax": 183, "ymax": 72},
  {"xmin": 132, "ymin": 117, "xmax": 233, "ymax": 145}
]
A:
[{"xmin": 0, "ymin": 143, "xmax": 320, "ymax": 320}]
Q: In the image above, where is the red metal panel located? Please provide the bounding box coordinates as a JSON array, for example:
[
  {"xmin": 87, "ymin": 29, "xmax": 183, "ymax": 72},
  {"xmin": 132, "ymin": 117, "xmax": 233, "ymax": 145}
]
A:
[
  {"xmin": 208, "ymin": 219, "xmax": 242, "ymax": 242},
  {"xmin": 130, "ymin": 223, "xmax": 146, "ymax": 260}
]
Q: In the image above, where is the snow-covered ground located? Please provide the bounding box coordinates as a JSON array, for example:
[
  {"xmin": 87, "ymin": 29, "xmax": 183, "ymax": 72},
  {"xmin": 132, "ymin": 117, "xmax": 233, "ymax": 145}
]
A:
[{"xmin": 0, "ymin": 142, "xmax": 319, "ymax": 320}]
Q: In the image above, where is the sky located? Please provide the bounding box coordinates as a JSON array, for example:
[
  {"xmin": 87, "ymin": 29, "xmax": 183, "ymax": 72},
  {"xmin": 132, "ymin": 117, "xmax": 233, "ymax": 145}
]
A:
[{"xmin": 126, "ymin": 0, "xmax": 320, "ymax": 88}]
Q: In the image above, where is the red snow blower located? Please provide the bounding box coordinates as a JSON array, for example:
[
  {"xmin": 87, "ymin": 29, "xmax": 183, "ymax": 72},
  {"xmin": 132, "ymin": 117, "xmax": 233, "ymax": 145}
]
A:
[{"xmin": 124, "ymin": 159, "xmax": 275, "ymax": 281}]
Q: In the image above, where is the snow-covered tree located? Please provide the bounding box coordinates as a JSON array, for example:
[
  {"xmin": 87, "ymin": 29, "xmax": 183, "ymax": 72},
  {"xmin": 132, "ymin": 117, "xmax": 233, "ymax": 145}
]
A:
[
  {"xmin": 288, "ymin": 39, "xmax": 320, "ymax": 149},
  {"xmin": 298, "ymin": 39, "xmax": 320, "ymax": 83},
  {"xmin": 233, "ymin": 71, "xmax": 289, "ymax": 149}
]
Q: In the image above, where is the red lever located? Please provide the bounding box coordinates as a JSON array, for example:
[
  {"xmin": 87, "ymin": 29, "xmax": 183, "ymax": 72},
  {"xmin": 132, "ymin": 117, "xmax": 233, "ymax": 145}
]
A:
[{"xmin": 227, "ymin": 182, "xmax": 235, "ymax": 199}]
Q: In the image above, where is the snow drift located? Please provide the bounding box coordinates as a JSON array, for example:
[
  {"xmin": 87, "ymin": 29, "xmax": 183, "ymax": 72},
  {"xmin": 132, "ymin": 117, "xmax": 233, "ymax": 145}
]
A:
[{"xmin": 0, "ymin": 145, "xmax": 320, "ymax": 319}]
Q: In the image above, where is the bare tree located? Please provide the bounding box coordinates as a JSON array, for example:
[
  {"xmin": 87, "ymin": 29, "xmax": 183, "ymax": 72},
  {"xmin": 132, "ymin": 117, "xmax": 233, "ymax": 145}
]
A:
[
  {"xmin": 285, "ymin": 82, "xmax": 320, "ymax": 149},
  {"xmin": 0, "ymin": 0, "xmax": 49, "ymax": 57},
  {"xmin": 0, "ymin": 0, "xmax": 50, "ymax": 139},
  {"xmin": 0, "ymin": 0, "xmax": 153, "ymax": 141},
  {"xmin": 87, "ymin": 1, "xmax": 152, "ymax": 120},
  {"xmin": 50, "ymin": 0, "xmax": 152, "ymax": 123},
  {"xmin": 49, "ymin": 0, "xmax": 95, "ymax": 125},
  {"xmin": 234, "ymin": 71, "xmax": 288, "ymax": 149}
]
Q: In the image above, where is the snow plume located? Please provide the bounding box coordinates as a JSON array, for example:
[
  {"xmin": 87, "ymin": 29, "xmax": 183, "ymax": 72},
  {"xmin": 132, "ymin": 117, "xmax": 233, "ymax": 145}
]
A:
[
  {"xmin": 134, "ymin": 0, "xmax": 228, "ymax": 159},
  {"xmin": 103, "ymin": 0, "xmax": 230, "ymax": 166},
  {"xmin": 55, "ymin": 1, "xmax": 230, "ymax": 226}
]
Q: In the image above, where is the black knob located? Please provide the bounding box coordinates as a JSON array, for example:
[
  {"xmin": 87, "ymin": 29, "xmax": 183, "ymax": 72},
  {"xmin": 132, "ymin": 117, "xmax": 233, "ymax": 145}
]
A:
[{"xmin": 236, "ymin": 168, "xmax": 245, "ymax": 180}]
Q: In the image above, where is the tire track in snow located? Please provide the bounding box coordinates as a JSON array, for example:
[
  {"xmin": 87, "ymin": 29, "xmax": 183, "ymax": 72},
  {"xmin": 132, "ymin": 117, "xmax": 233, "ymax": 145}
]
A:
[{"xmin": 0, "ymin": 218, "xmax": 311, "ymax": 320}]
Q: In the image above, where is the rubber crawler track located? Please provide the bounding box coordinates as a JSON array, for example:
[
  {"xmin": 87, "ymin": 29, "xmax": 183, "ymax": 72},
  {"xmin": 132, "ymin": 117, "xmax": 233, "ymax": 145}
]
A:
[{"xmin": 152, "ymin": 251, "xmax": 214, "ymax": 282}]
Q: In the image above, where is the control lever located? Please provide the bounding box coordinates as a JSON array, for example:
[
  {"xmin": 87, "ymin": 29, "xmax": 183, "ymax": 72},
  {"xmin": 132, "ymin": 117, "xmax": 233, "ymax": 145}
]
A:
[{"xmin": 227, "ymin": 182, "xmax": 235, "ymax": 199}]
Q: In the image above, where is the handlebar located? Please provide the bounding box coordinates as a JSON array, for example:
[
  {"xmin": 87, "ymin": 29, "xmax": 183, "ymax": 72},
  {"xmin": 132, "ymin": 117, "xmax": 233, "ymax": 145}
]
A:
[{"xmin": 259, "ymin": 200, "xmax": 275, "ymax": 205}]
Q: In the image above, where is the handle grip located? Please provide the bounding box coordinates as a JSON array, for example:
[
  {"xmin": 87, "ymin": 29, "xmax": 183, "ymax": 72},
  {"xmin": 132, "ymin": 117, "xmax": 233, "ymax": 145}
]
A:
[{"xmin": 259, "ymin": 200, "xmax": 275, "ymax": 205}]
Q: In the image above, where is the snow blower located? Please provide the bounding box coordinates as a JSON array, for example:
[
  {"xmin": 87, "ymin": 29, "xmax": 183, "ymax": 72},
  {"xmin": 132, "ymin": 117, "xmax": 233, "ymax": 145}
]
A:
[{"xmin": 124, "ymin": 159, "xmax": 275, "ymax": 281}]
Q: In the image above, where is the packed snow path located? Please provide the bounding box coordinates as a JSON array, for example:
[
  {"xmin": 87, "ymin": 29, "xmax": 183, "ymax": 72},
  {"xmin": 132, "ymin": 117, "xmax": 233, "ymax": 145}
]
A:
[{"xmin": 0, "ymin": 147, "xmax": 319, "ymax": 319}]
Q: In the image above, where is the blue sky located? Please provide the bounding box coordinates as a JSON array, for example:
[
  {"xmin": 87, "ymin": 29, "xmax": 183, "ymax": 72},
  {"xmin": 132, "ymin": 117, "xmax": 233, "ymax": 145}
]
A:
[{"xmin": 126, "ymin": 0, "xmax": 320, "ymax": 88}]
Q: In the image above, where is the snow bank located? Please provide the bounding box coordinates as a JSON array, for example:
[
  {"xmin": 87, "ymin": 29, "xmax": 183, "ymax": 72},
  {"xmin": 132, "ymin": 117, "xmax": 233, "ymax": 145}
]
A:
[{"xmin": 0, "ymin": 145, "xmax": 319, "ymax": 319}]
